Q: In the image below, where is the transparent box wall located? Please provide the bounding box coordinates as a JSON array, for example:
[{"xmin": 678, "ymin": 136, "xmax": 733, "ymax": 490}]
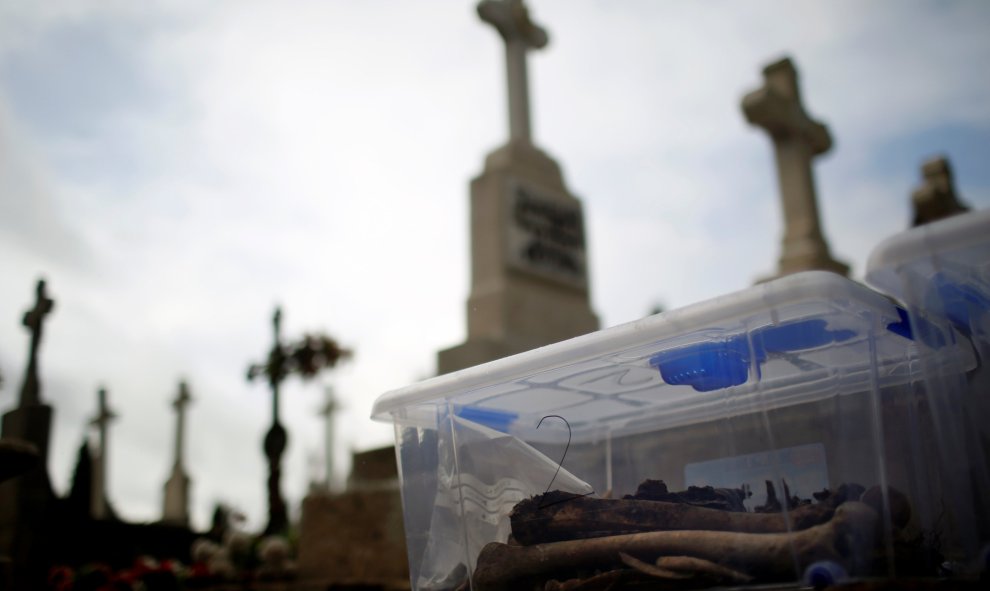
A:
[
  {"xmin": 374, "ymin": 272, "xmax": 980, "ymax": 590},
  {"xmin": 867, "ymin": 208, "xmax": 990, "ymax": 561}
]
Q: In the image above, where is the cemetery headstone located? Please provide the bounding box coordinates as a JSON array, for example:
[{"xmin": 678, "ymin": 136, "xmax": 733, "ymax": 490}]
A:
[
  {"xmin": 742, "ymin": 57, "xmax": 849, "ymax": 279},
  {"xmin": 247, "ymin": 307, "xmax": 351, "ymax": 535},
  {"xmin": 317, "ymin": 386, "xmax": 338, "ymax": 493},
  {"xmin": 90, "ymin": 387, "xmax": 117, "ymax": 520},
  {"xmin": 911, "ymin": 155, "xmax": 969, "ymax": 226},
  {"xmin": 162, "ymin": 381, "xmax": 192, "ymax": 525},
  {"xmin": 438, "ymin": 0, "xmax": 598, "ymax": 374},
  {"xmin": 248, "ymin": 308, "xmax": 290, "ymax": 536},
  {"xmin": 296, "ymin": 447, "xmax": 409, "ymax": 588},
  {"xmin": 0, "ymin": 279, "xmax": 57, "ymax": 588}
]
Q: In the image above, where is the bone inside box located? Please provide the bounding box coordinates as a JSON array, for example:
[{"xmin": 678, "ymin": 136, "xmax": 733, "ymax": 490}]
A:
[{"xmin": 372, "ymin": 270, "xmax": 989, "ymax": 591}]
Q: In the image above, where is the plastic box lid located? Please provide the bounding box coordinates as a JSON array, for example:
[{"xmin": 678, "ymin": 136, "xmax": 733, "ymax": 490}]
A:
[
  {"xmin": 373, "ymin": 271, "xmax": 961, "ymax": 443},
  {"xmin": 866, "ymin": 208, "xmax": 990, "ymax": 343},
  {"xmin": 864, "ymin": 209, "xmax": 990, "ymax": 569}
]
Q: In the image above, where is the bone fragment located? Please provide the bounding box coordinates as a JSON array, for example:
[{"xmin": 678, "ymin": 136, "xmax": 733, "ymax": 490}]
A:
[
  {"xmin": 861, "ymin": 485, "xmax": 912, "ymax": 530},
  {"xmin": 474, "ymin": 501, "xmax": 878, "ymax": 591},
  {"xmin": 618, "ymin": 552, "xmax": 691, "ymax": 580},
  {"xmin": 654, "ymin": 555, "xmax": 753, "ymax": 584},
  {"xmin": 510, "ymin": 490, "xmax": 835, "ymax": 545}
]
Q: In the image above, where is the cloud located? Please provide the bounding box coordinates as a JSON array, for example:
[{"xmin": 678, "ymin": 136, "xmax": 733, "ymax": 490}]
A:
[{"xmin": 0, "ymin": 97, "xmax": 93, "ymax": 268}]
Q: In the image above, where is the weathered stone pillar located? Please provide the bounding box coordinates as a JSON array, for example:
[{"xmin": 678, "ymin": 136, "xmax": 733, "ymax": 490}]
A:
[
  {"xmin": 0, "ymin": 279, "xmax": 57, "ymax": 589},
  {"xmin": 911, "ymin": 155, "xmax": 969, "ymax": 226},
  {"xmin": 439, "ymin": 0, "xmax": 598, "ymax": 374},
  {"xmin": 162, "ymin": 381, "xmax": 192, "ymax": 525},
  {"xmin": 742, "ymin": 57, "xmax": 848, "ymax": 279},
  {"xmin": 90, "ymin": 387, "xmax": 116, "ymax": 520}
]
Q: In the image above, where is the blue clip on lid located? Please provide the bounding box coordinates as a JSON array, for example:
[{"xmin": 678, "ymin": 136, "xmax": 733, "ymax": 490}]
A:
[
  {"xmin": 929, "ymin": 272, "xmax": 990, "ymax": 338},
  {"xmin": 649, "ymin": 319, "xmax": 856, "ymax": 392},
  {"xmin": 454, "ymin": 405, "xmax": 518, "ymax": 433}
]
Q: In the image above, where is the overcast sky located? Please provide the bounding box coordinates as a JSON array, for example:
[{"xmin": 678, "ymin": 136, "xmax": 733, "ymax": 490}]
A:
[{"xmin": 1, "ymin": 0, "xmax": 988, "ymax": 532}]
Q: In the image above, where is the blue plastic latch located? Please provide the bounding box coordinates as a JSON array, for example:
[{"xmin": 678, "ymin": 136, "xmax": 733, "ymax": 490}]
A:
[
  {"xmin": 650, "ymin": 319, "xmax": 858, "ymax": 393},
  {"xmin": 887, "ymin": 305, "xmax": 950, "ymax": 348},
  {"xmin": 454, "ymin": 405, "xmax": 518, "ymax": 433},
  {"xmin": 887, "ymin": 306, "xmax": 914, "ymax": 340},
  {"xmin": 649, "ymin": 336, "xmax": 753, "ymax": 392},
  {"xmin": 931, "ymin": 273, "xmax": 990, "ymax": 338},
  {"xmin": 753, "ymin": 318, "xmax": 855, "ymax": 353}
]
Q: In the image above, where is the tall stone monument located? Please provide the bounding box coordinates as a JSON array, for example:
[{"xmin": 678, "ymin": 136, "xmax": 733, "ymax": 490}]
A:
[
  {"xmin": 296, "ymin": 447, "xmax": 410, "ymax": 588},
  {"xmin": 742, "ymin": 57, "xmax": 849, "ymax": 279},
  {"xmin": 249, "ymin": 308, "xmax": 290, "ymax": 536},
  {"xmin": 162, "ymin": 381, "xmax": 192, "ymax": 526},
  {"xmin": 90, "ymin": 387, "xmax": 116, "ymax": 520},
  {"xmin": 0, "ymin": 279, "xmax": 56, "ymax": 588},
  {"xmin": 317, "ymin": 386, "xmax": 338, "ymax": 492},
  {"xmin": 247, "ymin": 307, "xmax": 351, "ymax": 535},
  {"xmin": 911, "ymin": 155, "xmax": 969, "ymax": 226},
  {"xmin": 438, "ymin": 0, "xmax": 598, "ymax": 374}
]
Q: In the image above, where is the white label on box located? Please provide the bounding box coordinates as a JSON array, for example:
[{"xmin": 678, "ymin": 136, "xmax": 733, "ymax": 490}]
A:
[{"xmin": 684, "ymin": 443, "xmax": 828, "ymax": 511}]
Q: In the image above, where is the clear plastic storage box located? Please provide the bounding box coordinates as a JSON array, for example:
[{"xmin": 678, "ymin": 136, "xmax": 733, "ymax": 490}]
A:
[
  {"xmin": 866, "ymin": 208, "xmax": 990, "ymax": 566},
  {"xmin": 372, "ymin": 271, "xmax": 980, "ymax": 590}
]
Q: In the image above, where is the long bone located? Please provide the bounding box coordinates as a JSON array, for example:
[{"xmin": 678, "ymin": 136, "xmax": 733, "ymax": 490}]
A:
[
  {"xmin": 511, "ymin": 491, "xmax": 835, "ymax": 545},
  {"xmin": 473, "ymin": 501, "xmax": 879, "ymax": 591}
]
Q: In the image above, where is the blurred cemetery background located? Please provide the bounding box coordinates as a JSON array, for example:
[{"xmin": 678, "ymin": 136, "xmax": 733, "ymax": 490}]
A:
[{"xmin": 1, "ymin": 1, "xmax": 989, "ymax": 589}]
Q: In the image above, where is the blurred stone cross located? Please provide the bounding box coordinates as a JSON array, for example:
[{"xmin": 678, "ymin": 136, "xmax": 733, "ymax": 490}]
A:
[
  {"xmin": 90, "ymin": 386, "xmax": 116, "ymax": 519},
  {"xmin": 247, "ymin": 307, "xmax": 351, "ymax": 534},
  {"xmin": 171, "ymin": 381, "xmax": 192, "ymax": 468},
  {"xmin": 742, "ymin": 57, "xmax": 848, "ymax": 278},
  {"xmin": 478, "ymin": 0, "xmax": 548, "ymax": 145},
  {"xmin": 19, "ymin": 279, "xmax": 55, "ymax": 407},
  {"xmin": 911, "ymin": 155, "xmax": 969, "ymax": 226},
  {"xmin": 163, "ymin": 381, "xmax": 192, "ymax": 525},
  {"xmin": 249, "ymin": 307, "xmax": 290, "ymax": 535},
  {"xmin": 318, "ymin": 386, "xmax": 339, "ymax": 492}
]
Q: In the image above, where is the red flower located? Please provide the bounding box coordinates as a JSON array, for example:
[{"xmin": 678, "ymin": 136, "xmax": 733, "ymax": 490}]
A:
[{"xmin": 47, "ymin": 566, "xmax": 74, "ymax": 591}]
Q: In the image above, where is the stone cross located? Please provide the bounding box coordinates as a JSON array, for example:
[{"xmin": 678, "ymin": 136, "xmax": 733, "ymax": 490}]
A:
[
  {"xmin": 911, "ymin": 155, "xmax": 969, "ymax": 226},
  {"xmin": 171, "ymin": 381, "xmax": 192, "ymax": 470},
  {"xmin": 742, "ymin": 57, "xmax": 848, "ymax": 277},
  {"xmin": 478, "ymin": 0, "xmax": 548, "ymax": 145},
  {"xmin": 90, "ymin": 387, "xmax": 116, "ymax": 519},
  {"xmin": 19, "ymin": 279, "xmax": 55, "ymax": 407},
  {"xmin": 318, "ymin": 386, "xmax": 339, "ymax": 491},
  {"xmin": 248, "ymin": 306, "xmax": 289, "ymax": 535},
  {"xmin": 163, "ymin": 380, "xmax": 192, "ymax": 525}
]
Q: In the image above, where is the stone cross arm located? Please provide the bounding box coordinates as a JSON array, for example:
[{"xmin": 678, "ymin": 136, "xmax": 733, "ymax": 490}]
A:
[
  {"xmin": 91, "ymin": 387, "xmax": 117, "ymax": 427},
  {"xmin": 171, "ymin": 381, "xmax": 192, "ymax": 470},
  {"xmin": 478, "ymin": 0, "xmax": 548, "ymax": 48},
  {"xmin": 23, "ymin": 279, "xmax": 55, "ymax": 335},
  {"xmin": 319, "ymin": 396, "xmax": 338, "ymax": 418},
  {"xmin": 742, "ymin": 57, "xmax": 831, "ymax": 155},
  {"xmin": 478, "ymin": 0, "xmax": 549, "ymax": 145},
  {"xmin": 19, "ymin": 278, "xmax": 55, "ymax": 406},
  {"xmin": 911, "ymin": 155, "xmax": 969, "ymax": 226},
  {"xmin": 173, "ymin": 381, "xmax": 192, "ymax": 411}
]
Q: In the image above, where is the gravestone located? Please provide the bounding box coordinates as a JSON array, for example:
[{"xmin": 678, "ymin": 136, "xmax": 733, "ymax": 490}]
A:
[
  {"xmin": 90, "ymin": 387, "xmax": 116, "ymax": 520},
  {"xmin": 0, "ymin": 439, "xmax": 38, "ymax": 483},
  {"xmin": 317, "ymin": 386, "xmax": 338, "ymax": 492},
  {"xmin": 296, "ymin": 447, "xmax": 409, "ymax": 588},
  {"xmin": 246, "ymin": 307, "xmax": 351, "ymax": 535},
  {"xmin": 248, "ymin": 307, "xmax": 291, "ymax": 536},
  {"xmin": 0, "ymin": 279, "xmax": 57, "ymax": 589},
  {"xmin": 162, "ymin": 381, "xmax": 192, "ymax": 525},
  {"xmin": 742, "ymin": 57, "xmax": 849, "ymax": 279},
  {"xmin": 438, "ymin": 0, "xmax": 598, "ymax": 374},
  {"xmin": 911, "ymin": 155, "xmax": 969, "ymax": 226}
]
